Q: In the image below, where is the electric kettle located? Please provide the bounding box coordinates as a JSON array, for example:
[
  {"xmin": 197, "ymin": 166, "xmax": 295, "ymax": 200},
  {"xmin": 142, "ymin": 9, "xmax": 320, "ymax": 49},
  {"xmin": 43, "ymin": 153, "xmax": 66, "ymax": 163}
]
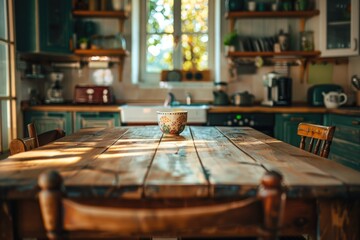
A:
[
  {"xmin": 322, "ymin": 91, "xmax": 347, "ymax": 109},
  {"xmin": 213, "ymin": 82, "xmax": 230, "ymax": 105},
  {"xmin": 213, "ymin": 91, "xmax": 230, "ymax": 105}
]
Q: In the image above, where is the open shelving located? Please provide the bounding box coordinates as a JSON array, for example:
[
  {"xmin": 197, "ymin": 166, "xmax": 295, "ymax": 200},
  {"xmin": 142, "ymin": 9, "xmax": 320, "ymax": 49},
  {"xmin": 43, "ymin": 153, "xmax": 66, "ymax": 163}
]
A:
[
  {"xmin": 225, "ymin": 9, "xmax": 322, "ymax": 63},
  {"xmin": 72, "ymin": 7, "xmax": 129, "ymax": 81}
]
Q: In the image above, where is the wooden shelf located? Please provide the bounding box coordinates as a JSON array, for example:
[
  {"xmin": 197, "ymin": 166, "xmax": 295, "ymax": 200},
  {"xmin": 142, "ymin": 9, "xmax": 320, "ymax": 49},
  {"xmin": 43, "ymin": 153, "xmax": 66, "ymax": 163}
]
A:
[
  {"xmin": 20, "ymin": 52, "xmax": 81, "ymax": 62},
  {"xmin": 72, "ymin": 10, "xmax": 128, "ymax": 32},
  {"xmin": 73, "ymin": 49, "xmax": 128, "ymax": 56},
  {"xmin": 225, "ymin": 10, "xmax": 320, "ymax": 19},
  {"xmin": 72, "ymin": 10, "xmax": 128, "ymax": 18},
  {"xmin": 227, "ymin": 51, "xmax": 321, "ymax": 58},
  {"xmin": 73, "ymin": 49, "xmax": 128, "ymax": 82},
  {"xmin": 226, "ymin": 10, "xmax": 320, "ymax": 32}
]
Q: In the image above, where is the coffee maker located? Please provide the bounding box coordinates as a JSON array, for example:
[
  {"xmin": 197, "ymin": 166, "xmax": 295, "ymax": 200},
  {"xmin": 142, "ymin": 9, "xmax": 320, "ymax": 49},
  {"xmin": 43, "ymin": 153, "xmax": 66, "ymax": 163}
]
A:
[
  {"xmin": 46, "ymin": 72, "xmax": 64, "ymax": 103},
  {"xmin": 261, "ymin": 71, "xmax": 292, "ymax": 106}
]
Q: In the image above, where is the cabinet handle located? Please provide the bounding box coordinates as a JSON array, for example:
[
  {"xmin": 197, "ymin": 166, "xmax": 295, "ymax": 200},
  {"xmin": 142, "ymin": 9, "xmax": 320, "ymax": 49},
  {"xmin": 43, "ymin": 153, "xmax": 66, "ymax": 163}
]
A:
[
  {"xmin": 352, "ymin": 120, "xmax": 359, "ymax": 125},
  {"xmin": 354, "ymin": 38, "xmax": 358, "ymax": 51},
  {"xmin": 290, "ymin": 117, "xmax": 304, "ymax": 122}
]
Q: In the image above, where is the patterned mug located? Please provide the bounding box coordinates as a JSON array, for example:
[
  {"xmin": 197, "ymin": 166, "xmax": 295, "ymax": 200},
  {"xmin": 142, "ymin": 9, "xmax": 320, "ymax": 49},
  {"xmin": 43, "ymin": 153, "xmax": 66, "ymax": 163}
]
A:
[{"xmin": 157, "ymin": 111, "xmax": 188, "ymax": 135}]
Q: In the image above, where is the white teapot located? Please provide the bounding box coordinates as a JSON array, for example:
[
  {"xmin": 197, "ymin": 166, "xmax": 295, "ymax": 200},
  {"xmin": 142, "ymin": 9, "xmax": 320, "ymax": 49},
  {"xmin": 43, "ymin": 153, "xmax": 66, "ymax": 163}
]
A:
[{"xmin": 322, "ymin": 91, "xmax": 347, "ymax": 109}]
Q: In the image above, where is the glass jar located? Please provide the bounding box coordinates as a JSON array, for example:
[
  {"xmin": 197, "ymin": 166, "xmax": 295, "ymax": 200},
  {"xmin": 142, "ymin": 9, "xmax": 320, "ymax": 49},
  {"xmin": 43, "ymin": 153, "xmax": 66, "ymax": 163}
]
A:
[
  {"xmin": 300, "ymin": 31, "xmax": 314, "ymax": 51},
  {"xmin": 114, "ymin": 33, "xmax": 126, "ymax": 50}
]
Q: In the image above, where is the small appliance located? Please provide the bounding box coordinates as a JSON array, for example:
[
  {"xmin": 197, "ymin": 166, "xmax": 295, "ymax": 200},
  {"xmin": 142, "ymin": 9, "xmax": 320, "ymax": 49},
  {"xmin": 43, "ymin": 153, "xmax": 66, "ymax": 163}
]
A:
[
  {"xmin": 46, "ymin": 72, "xmax": 64, "ymax": 103},
  {"xmin": 307, "ymin": 84, "xmax": 343, "ymax": 106},
  {"xmin": 231, "ymin": 91, "xmax": 255, "ymax": 106},
  {"xmin": 261, "ymin": 72, "xmax": 292, "ymax": 106},
  {"xmin": 207, "ymin": 113, "xmax": 275, "ymax": 137},
  {"xmin": 73, "ymin": 85, "xmax": 114, "ymax": 104},
  {"xmin": 213, "ymin": 82, "xmax": 230, "ymax": 105}
]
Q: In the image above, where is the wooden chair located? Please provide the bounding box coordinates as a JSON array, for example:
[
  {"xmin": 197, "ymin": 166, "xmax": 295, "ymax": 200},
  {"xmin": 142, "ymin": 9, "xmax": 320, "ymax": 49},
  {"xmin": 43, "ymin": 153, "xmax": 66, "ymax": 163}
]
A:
[
  {"xmin": 9, "ymin": 137, "xmax": 38, "ymax": 155},
  {"xmin": 9, "ymin": 123, "xmax": 65, "ymax": 155},
  {"xmin": 297, "ymin": 123, "xmax": 336, "ymax": 158},
  {"xmin": 38, "ymin": 170, "xmax": 286, "ymax": 240},
  {"xmin": 27, "ymin": 122, "xmax": 65, "ymax": 147}
]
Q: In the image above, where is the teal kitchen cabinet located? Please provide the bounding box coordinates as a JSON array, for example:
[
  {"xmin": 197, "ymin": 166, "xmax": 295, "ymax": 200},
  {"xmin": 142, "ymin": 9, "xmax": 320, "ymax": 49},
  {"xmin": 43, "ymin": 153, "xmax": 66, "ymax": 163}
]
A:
[
  {"xmin": 15, "ymin": 0, "xmax": 37, "ymax": 52},
  {"xmin": 24, "ymin": 111, "xmax": 73, "ymax": 136},
  {"xmin": 15, "ymin": 0, "xmax": 73, "ymax": 53},
  {"xmin": 275, "ymin": 113, "xmax": 323, "ymax": 147},
  {"xmin": 74, "ymin": 112, "xmax": 121, "ymax": 132},
  {"xmin": 39, "ymin": 0, "xmax": 73, "ymax": 53},
  {"xmin": 324, "ymin": 114, "xmax": 360, "ymax": 171}
]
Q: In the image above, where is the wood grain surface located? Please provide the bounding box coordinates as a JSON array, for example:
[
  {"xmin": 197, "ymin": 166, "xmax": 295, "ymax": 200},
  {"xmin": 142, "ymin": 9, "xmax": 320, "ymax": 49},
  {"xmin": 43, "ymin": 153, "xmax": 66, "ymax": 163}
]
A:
[
  {"xmin": 1, "ymin": 126, "xmax": 360, "ymax": 240},
  {"xmin": 1, "ymin": 126, "xmax": 360, "ymax": 199}
]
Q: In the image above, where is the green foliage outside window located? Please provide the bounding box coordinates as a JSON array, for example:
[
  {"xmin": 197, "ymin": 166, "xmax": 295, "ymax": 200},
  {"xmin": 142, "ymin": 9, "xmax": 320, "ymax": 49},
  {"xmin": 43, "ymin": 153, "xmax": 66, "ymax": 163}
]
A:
[{"xmin": 146, "ymin": 0, "xmax": 209, "ymax": 72}]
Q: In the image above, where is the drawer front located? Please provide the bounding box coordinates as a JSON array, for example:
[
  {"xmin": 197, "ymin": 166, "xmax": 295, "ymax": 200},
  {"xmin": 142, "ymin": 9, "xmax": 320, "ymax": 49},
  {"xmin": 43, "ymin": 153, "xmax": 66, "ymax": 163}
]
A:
[
  {"xmin": 327, "ymin": 114, "xmax": 360, "ymax": 144},
  {"xmin": 75, "ymin": 112, "xmax": 120, "ymax": 132}
]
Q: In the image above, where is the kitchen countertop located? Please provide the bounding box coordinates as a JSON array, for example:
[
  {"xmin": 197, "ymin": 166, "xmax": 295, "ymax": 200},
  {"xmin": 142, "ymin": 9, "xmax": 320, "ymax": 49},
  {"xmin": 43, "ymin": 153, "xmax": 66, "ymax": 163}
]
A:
[
  {"xmin": 22, "ymin": 103, "xmax": 360, "ymax": 116},
  {"xmin": 22, "ymin": 104, "xmax": 122, "ymax": 112}
]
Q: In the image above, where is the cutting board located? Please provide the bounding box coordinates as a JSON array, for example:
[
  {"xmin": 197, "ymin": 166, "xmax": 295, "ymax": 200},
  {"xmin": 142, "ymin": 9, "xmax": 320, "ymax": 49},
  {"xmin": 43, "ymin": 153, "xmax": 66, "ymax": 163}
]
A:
[{"xmin": 308, "ymin": 64, "xmax": 333, "ymax": 84}]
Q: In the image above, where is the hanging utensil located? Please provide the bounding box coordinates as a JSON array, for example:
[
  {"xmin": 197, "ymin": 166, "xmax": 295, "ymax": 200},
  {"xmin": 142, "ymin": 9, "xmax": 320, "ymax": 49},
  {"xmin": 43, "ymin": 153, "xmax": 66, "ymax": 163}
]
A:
[{"xmin": 351, "ymin": 75, "xmax": 360, "ymax": 90}]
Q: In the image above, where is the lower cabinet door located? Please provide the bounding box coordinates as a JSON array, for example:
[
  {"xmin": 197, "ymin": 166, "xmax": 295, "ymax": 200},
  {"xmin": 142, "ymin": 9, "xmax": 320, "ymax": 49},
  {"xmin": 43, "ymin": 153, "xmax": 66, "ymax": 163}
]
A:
[
  {"xmin": 330, "ymin": 138, "xmax": 360, "ymax": 171},
  {"xmin": 324, "ymin": 114, "xmax": 360, "ymax": 171},
  {"xmin": 23, "ymin": 111, "xmax": 72, "ymax": 136},
  {"xmin": 275, "ymin": 113, "xmax": 323, "ymax": 147},
  {"xmin": 75, "ymin": 112, "xmax": 121, "ymax": 132}
]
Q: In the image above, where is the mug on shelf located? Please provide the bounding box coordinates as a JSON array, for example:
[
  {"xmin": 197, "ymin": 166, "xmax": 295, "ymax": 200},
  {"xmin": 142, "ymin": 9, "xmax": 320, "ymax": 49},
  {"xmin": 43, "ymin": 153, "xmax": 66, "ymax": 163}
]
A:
[{"xmin": 248, "ymin": 1, "xmax": 256, "ymax": 11}]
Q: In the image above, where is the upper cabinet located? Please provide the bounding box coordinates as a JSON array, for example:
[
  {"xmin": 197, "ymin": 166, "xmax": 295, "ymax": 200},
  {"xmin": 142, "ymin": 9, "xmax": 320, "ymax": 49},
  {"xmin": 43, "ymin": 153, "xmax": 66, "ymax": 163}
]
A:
[
  {"xmin": 320, "ymin": 0, "xmax": 359, "ymax": 57},
  {"xmin": 39, "ymin": 0, "xmax": 73, "ymax": 53},
  {"xmin": 15, "ymin": 0, "xmax": 73, "ymax": 53},
  {"xmin": 15, "ymin": 0, "xmax": 37, "ymax": 52}
]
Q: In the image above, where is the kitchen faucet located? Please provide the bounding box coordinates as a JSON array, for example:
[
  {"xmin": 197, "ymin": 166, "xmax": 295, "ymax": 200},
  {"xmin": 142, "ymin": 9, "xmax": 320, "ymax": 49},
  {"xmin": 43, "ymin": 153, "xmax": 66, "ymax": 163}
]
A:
[{"xmin": 164, "ymin": 92, "xmax": 175, "ymax": 106}]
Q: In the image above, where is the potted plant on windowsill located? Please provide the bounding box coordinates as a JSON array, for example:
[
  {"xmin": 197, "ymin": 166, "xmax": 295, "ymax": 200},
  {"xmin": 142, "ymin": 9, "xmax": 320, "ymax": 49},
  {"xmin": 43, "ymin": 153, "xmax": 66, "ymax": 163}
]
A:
[{"xmin": 223, "ymin": 31, "xmax": 238, "ymax": 54}]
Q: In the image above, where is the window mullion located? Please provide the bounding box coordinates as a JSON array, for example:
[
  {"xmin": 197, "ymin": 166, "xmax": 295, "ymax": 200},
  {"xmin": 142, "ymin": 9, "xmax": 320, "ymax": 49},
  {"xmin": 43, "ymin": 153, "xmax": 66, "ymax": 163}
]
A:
[{"xmin": 173, "ymin": 0, "xmax": 182, "ymax": 69}]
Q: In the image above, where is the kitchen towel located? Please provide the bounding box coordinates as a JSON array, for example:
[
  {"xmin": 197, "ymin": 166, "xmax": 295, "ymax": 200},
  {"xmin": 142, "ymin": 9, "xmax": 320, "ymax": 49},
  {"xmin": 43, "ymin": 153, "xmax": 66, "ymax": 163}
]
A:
[{"xmin": 308, "ymin": 63, "xmax": 333, "ymax": 84}]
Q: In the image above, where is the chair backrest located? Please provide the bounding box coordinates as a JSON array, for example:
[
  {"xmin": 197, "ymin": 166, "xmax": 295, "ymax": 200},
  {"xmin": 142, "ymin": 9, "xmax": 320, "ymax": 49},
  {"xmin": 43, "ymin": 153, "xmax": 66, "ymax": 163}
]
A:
[
  {"xmin": 38, "ymin": 170, "xmax": 285, "ymax": 240},
  {"xmin": 27, "ymin": 122, "xmax": 65, "ymax": 147},
  {"xmin": 297, "ymin": 123, "xmax": 336, "ymax": 158},
  {"xmin": 9, "ymin": 137, "xmax": 37, "ymax": 155},
  {"xmin": 9, "ymin": 123, "xmax": 65, "ymax": 155}
]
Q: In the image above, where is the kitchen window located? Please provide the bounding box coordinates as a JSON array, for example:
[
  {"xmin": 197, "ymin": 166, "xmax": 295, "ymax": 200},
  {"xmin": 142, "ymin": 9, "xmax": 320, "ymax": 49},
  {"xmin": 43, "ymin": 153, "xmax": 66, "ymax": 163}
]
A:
[
  {"xmin": 134, "ymin": 0, "xmax": 219, "ymax": 85},
  {"xmin": 0, "ymin": 0, "xmax": 16, "ymax": 155}
]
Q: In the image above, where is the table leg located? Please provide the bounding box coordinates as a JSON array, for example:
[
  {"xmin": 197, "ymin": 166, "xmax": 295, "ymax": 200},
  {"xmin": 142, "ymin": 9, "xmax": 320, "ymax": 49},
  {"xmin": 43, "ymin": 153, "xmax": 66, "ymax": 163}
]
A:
[
  {"xmin": 318, "ymin": 199, "xmax": 360, "ymax": 240},
  {"xmin": 0, "ymin": 201, "xmax": 14, "ymax": 240}
]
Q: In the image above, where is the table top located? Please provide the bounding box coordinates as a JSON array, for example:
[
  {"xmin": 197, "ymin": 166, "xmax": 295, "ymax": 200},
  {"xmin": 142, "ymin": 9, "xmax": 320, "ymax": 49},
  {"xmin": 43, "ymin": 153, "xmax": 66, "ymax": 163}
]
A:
[{"xmin": 1, "ymin": 126, "xmax": 360, "ymax": 200}]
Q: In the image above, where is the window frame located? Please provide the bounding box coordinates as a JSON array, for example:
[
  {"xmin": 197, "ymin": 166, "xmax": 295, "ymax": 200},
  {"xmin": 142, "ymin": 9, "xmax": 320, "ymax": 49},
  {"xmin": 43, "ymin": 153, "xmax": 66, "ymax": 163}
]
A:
[
  {"xmin": 137, "ymin": 0, "xmax": 216, "ymax": 85},
  {"xmin": 0, "ymin": 0, "xmax": 16, "ymax": 154}
]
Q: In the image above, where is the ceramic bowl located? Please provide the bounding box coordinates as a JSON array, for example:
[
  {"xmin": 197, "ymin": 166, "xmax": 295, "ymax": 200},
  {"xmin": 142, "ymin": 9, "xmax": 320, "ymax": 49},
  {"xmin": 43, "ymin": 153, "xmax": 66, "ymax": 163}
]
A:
[{"xmin": 157, "ymin": 111, "xmax": 187, "ymax": 135}]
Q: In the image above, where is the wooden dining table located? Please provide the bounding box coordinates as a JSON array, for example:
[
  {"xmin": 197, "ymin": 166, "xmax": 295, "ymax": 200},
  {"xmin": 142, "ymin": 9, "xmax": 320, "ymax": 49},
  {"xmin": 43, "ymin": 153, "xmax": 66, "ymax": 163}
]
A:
[{"xmin": 0, "ymin": 126, "xmax": 359, "ymax": 239}]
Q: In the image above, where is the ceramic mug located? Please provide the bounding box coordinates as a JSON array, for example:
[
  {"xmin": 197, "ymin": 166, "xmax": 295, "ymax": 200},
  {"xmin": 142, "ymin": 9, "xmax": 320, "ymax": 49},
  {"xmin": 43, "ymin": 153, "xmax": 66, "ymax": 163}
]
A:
[
  {"xmin": 272, "ymin": 3, "xmax": 279, "ymax": 11},
  {"xmin": 248, "ymin": 1, "xmax": 256, "ymax": 11}
]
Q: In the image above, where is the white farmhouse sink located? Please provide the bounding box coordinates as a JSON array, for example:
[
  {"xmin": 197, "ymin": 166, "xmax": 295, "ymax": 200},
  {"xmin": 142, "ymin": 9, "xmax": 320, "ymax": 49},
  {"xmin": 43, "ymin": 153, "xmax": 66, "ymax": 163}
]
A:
[{"xmin": 120, "ymin": 104, "xmax": 209, "ymax": 124}]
